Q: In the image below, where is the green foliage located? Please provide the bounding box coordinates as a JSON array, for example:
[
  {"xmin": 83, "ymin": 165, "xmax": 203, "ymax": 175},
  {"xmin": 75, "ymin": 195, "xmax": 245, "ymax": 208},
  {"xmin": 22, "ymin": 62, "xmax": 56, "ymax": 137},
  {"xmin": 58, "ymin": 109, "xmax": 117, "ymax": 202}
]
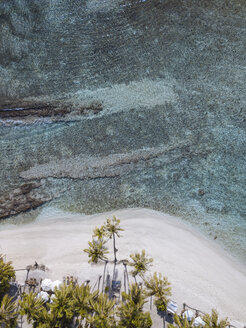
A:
[
  {"xmin": 18, "ymin": 283, "xmax": 116, "ymax": 328},
  {"xmin": 0, "ymin": 295, "xmax": 18, "ymax": 328},
  {"xmin": 86, "ymin": 216, "xmax": 123, "ymax": 266},
  {"xmin": 84, "ymin": 239, "xmax": 109, "ymax": 264},
  {"xmin": 19, "ymin": 285, "xmax": 82, "ymax": 328},
  {"xmin": 49, "ymin": 283, "xmax": 75, "ymax": 327},
  {"xmin": 19, "ymin": 292, "xmax": 46, "ymax": 326},
  {"xmin": 117, "ymin": 283, "xmax": 152, "ymax": 328},
  {"xmin": 0, "ymin": 255, "xmax": 16, "ymax": 302},
  {"xmin": 202, "ymin": 309, "xmax": 230, "ymax": 328},
  {"xmin": 168, "ymin": 314, "xmax": 194, "ymax": 328},
  {"xmin": 104, "ymin": 216, "xmax": 124, "ymax": 264},
  {"xmin": 93, "ymin": 226, "xmax": 106, "ymax": 240},
  {"xmin": 144, "ymin": 272, "xmax": 171, "ymax": 312},
  {"xmin": 129, "ymin": 250, "xmax": 153, "ymax": 279},
  {"xmin": 88, "ymin": 293, "xmax": 116, "ymax": 328},
  {"xmin": 72, "ymin": 283, "xmax": 97, "ymax": 320},
  {"xmin": 104, "ymin": 216, "xmax": 124, "ymax": 239}
]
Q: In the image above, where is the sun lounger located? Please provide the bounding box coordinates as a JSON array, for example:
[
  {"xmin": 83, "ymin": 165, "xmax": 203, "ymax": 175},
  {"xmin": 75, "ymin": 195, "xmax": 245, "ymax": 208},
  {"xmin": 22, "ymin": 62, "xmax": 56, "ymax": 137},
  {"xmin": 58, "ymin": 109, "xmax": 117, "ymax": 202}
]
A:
[
  {"xmin": 112, "ymin": 280, "xmax": 121, "ymax": 293},
  {"xmin": 183, "ymin": 310, "xmax": 195, "ymax": 321},
  {"xmin": 194, "ymin": 316, "xmax": 205, "ymax": 327},
  {"xmin": 167, "ymin": 300, "xmax": 178, "ymax": 315}
]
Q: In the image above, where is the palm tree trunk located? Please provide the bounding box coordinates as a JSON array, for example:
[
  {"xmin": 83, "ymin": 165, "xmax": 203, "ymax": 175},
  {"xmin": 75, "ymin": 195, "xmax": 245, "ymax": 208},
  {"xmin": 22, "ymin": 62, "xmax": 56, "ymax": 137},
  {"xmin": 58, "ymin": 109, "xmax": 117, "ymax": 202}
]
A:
[
  {"xmin": 113, "ymin": 260, "xmax": 116, "ymax": 281},
  {"xmin": 98, "ymin": 275, "xmax": 102, "ymax": 291},
  {"xmin": 113, "ymin": 233, "xmax": 117, "ymax": 263},
  {"xmin": 123, "ymin": 270, "xmax": 126, "ymax": 293},
  {"xmin": 23, "ymin": 268, "xmax": 30, "ymax": 293},
  {"xmin": 124, "ymin": 264, "xmax": 130, "ymax": 293},
  {"xmin": 112, "ymin": 233, "xmax": 117, "ymax": 281},
  {"xmin": 102, "ymin": 260, "xmax": 108, "ymax": 293}
]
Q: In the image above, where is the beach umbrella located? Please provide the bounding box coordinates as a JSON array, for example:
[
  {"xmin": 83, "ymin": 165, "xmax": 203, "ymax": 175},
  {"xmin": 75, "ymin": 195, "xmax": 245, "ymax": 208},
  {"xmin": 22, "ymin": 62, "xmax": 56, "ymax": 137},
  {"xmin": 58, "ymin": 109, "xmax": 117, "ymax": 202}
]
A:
[
  {"xmin": 183, "ymin": 310, "xmax": 195, "ymax": 321},
  {"xmin": 194, "ymin": 316, "xmax": 205, "ymax": 327},
  {"xmin": 51, "ymin": 280, "xmax": 62, "ymax": 291},
  {"xmin": 41, "ymin": 278, "xmax": 53, "ymax": 291},
  {"xmin": 37, "ymin": 291, "xmax": 49, "ymax": 303},
  {"xmin": 50, "ymin": 294, "xmax": 56, "ymax": 304}
]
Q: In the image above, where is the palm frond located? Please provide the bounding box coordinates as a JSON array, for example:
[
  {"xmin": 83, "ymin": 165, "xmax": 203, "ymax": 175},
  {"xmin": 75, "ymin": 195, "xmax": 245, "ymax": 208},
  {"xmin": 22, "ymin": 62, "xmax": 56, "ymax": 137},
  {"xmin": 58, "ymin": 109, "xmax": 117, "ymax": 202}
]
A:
[
  {"xmin": 84, "ymin": 238, "xmax": 109, "ymax": 264},
  {"xmin": 129, "ymin": 250, "xmax": 153, "ymax": 278},
  {"xmin": 0, "ymin": 294, "xmax": 18, "ymax": 327},
  {"xmin": 0, "ymin": 256, "xmax": 16, "ymax": 302},
  {"xmin": 203, "ymin": 309, "xmax": 230, "ymax": 328},
  {"xmin": 104, "ymin": 216, "xmax": 124, "ymax": 239}
]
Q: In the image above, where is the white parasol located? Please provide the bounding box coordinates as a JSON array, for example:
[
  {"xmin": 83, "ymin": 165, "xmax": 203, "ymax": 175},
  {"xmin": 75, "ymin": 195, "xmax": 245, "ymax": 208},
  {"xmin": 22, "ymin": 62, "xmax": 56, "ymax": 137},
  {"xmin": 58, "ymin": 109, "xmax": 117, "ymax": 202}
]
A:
[
  {"xmin": 51, "ymin": 280, "xmax": 62, "ymax": 291},
  {"xmin": 37, "ymin": 291, "xmax": 49, "ymax": 303},
  {"xmin": 41, "ymin": 278, "xmax": 53, "ymax": 292}
]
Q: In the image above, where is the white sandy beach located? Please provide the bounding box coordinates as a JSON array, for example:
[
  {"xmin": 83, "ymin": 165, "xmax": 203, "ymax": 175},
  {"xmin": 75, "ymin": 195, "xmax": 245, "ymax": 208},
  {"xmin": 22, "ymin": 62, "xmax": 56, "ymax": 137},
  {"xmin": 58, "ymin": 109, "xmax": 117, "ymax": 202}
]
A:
[{"xmin": 0, "ymin": 208, "xmax": 245, "ymax": 327}]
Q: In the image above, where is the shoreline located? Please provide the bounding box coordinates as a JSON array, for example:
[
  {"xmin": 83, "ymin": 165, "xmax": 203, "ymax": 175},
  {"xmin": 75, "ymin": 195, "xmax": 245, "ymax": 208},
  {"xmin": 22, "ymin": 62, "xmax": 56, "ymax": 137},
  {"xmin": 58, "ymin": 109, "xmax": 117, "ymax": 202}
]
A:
[{"xmin": 0, "ymin": 207, "xmax": 245, "ymax": 326}]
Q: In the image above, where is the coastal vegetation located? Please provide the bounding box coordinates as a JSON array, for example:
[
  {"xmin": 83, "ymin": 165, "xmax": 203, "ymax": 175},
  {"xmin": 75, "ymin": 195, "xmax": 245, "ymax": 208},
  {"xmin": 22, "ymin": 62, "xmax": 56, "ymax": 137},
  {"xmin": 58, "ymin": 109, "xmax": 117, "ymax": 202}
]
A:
[
  {"xmin": 144, "ymin": 272, "xmax": 172, "ymax": 312},
  {"xmin": 117, "ymin": 283, "xmax": 152, "ymax": 328},
  {"xmin": 129, "ymin": 250, "xmax": 153, "ymax": 282},
  {"xmin": 0, "ymin": 217, "xmax": 232, "ymax": 328},
  {"xmin": 0, "ymin": 255, "xmax": 15, "ymax": 302},
  {"xmin": 168, "ymin": 310, "xmax": 230, "ymax": 328}
]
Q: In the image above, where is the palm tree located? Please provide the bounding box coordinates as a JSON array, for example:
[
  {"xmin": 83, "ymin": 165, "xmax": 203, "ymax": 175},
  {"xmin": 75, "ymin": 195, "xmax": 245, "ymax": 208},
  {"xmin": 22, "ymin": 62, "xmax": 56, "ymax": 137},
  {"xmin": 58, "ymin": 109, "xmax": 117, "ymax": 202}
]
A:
[
  {"xmin": 129, "ymin": 250, "xmax": 153, "ymax": 282},
  {"xmin": 168, "ymin": 314, "xmax": 194, "ymax": 328},
  {"xmin": 87, "ymin": 293, "xmax": 116, "ymax": 328},
  {"xmin": 117, "ymin": 283, "xmax": 152, "ymax": 328},
  {"xmin": 33, "ymin": 310, "xmax": 57, "ymax": 328},
  {"xmin": 49, "ymin": 283, "xmax": 75, "ymax": 327},
  {"xmin": 0, "ymin": 255, "xmax": 16, "ymax": 302},
  {"xmin": 72, "ymin": 283, "xmax": 98, "ymax": 325},
  {"xmin": 102, "ymin": 260, "xmax": 109, "ymax": 293},
  {"xmin": 122, "ymin": 260, "xmax": 130, "ymax": 293},
  {"xmin": 144, "ymin": 272, "xmax": 171, "ymax": 312},
  {"xmin": 84, "ymin": 238, "xmax": 109, "ymax": 292},
  {"xmin": 0, "ymin": 295, "xmax": 18, "ymax": 328},
  {"xmin": 104, "ymin": 216, "xmax": 124, "ymax": 264},
  {"xmin": 84, "ymin": 239, "xmax": 109, "ymax": 264},
  {"xmin": 93, "ymin": 225, "xmax": 106, "ymax": 240},
  {"xmin": 202, "ymin": 309, "xmax": 230, "ymax": 328},
  {"xmin": 103, "ymin": 216, "xmax": 124, "ymax": 281},
  {"xmin": 19, "ymin": 292, "xmax": 46, "ymax": 327}
]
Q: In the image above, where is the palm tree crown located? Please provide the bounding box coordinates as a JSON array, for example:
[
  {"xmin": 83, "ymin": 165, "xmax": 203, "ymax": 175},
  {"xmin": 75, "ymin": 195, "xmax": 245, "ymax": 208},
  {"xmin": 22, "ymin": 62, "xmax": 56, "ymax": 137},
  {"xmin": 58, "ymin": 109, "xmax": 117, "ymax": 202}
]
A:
[
  {"xmin": 129, "ymin": 250, "xmax": 153, "ymax": 280},
  {"xmin": 84, "ymin": 239, "xmax": 109, "ymax": 264},
  {"xmin": 93, "ymin": 225, "xmax": 106, "ymax": 240},
  {"xmin": 72, "ymin": 283, "xmax": 96, "ymax": 321},
  {"xmin": 104, "ymin": 216, "xmax": 124, "ymax": 264},
  {"xmin": 0, "ymin": 295, "xmax": 18, "ymax": 328},
  {"xmin": 0, "ymin": 256, "xmax": 16, "ymax": 302},
  {"xmin": 144, "ymin": 272, "xmax": 171, "ymax": 312},
  {"xmin": 88, "ymin": 293, "xmax": 116, "ymax": 328},
  {"xmin": 118, "ymin": 283, "xmax": 152, "ymax": 328},
  {"xmin": 203, "ymin": 309, "xmax": 230, "ymax": 328},
  {"xmin": 104, "ymin": 216, "xmax": 124, "ymax": 239},
  {"xmin": 19, "ymin": 292, "xmax": 46, "ymax": 326}
]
